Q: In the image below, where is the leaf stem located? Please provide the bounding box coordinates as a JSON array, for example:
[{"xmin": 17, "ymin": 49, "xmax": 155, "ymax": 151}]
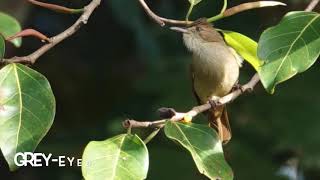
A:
[
  {"xmin": 220, "ymin": 0, "xmax": 228, "ymax": 14},
  {"xmin": 127, "ymin": 124, "xmax": 132, "ymax": 134},
  {"xmin": 144, "ymin": 128, "xmax": 161, "ymax": 144},
  {"xmin": 207, "ymin": 0, "xmax": 228, "ymax": 22},
  {"xmin": 71, "ymin": 8, "xmax": 85, "ymax": 14},
  {"xmin": 207, "ymin": 14, "xmax": 224, "ymax": 22},
  {"xmin": 186, "ymin": 4, "xmax": 194, "ymax": 21}
]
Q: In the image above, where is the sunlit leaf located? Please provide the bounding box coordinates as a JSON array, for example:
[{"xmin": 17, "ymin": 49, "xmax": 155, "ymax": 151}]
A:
[
  {"xmin": 164, "ymin": 121, "xmax": 233, "ymax": 180},
  {"xmin": 82, "ymin": 134, "xmax": 149, "ymax": 180},
  {"xmin": 258, "ymin": 11, "xmax": 320, "ymax": 93},
  {"xmin": 0, "ymin": 63, "xmax": 55, "ymax": 171},
  {"xmin": 223, "ymin": 30, "xmax": 264, "ymax": 71},
  {"xmin": 0, "ymin": 12, "xmax": 22, "ymax": 47},
  {"xmin": 0, "ymin": 35, "xmax": 5, "ymax": 60}
]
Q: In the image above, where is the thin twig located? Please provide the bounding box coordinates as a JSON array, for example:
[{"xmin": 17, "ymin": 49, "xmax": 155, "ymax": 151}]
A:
[
  {"xmin": 138, "ymin": 0, "xmax": 285, "ymax": 25},
  {"xmin": 123, "ymin": 74, "xmax": 260, "ymax": 129},
  {"xmin": 2, "ymin": 0, "xmax": 101, "ymax": 64},
  {"xmin": 305, "ymin": 0, "xmax": 319, "ymax": 11},
  {"xmin": 27, "ymin": 0, "xmax": 84, "ymax": 14},
  {"xmin": 219, "ymin": 1, "xmax": 286, "ymax": 21},
  {"xmin": 138, "ymin": 0, "xmax": 192, "ymax": 26}
]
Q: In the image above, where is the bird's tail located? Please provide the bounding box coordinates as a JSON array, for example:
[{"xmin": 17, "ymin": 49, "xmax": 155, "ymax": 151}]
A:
[{"xmin": 208, "ymin": 105, "xmax": 232, "ymax": 145}]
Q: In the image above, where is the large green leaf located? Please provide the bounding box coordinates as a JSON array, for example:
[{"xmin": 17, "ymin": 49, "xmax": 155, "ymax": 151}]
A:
[
  {"xmin": 223, "ymin": 30, "xmax": 264, "ymax": 71},
  {"xmin": 0, "ymin": 12, "xmax": 22, "ymax": 47},
  {"xmin": 0, "ymin": 35, "xmax": 4, "ymax": 60},
  {"xmin": 0, "ymin": 63, "xmax": 55, "ymax": 171},
  {"xmin": 258, "ymin": 11, "xmax": 320, "ymax": 93},
  {"xmin": 82, "ymin": 134, "xmax": 149, "ymax": 180},
  {"xmin": 164, "ymin": 121, "xmax": 233, "ymax": 180}
]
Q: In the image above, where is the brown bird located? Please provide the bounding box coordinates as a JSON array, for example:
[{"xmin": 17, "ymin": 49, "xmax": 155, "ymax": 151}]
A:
[{"xmin": 171, "ymin": 19, "xmax": 242, "ymax": 144}]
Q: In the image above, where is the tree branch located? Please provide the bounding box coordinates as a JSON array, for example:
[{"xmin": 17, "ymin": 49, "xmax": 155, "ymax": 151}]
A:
[
  {"xmin": 2, "ymin": 0, "xmax": 101, "ymax": 64},
  {"xmin": 123, "ymin": 74, "xmax": 260, "ymax": 129},
  {"xmin": 305, "ymin": 0, "xmax": 319, "ymax": 11},
  {"xmin": 137, "ymin": 0, "xmax": 191, "ymax": 26}
]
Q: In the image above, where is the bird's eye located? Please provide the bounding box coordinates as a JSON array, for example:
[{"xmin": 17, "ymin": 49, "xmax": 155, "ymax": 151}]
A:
[{"xmin": 196, "ymin": 27, "xmax": 201, "ymax": 31}]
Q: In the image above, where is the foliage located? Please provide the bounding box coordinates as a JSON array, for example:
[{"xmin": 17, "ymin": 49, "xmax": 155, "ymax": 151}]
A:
[
  {"xmin": 258, "ymin": 11, "xmax": 320, "ymax": 93},
  {"xmin": 0, "ymin": 0, "xmax": 320, "ymax": 180},
  {"xmin": 0, "ymin": 12, "xmax": 22, "ymax": 47},
  {"xmin": 164, "ymin": 121, "xmax": 233, "ymax": 180},
  {"xmin": 0, "ymin": 35, "xmax": 4, "ymax": 60},
  {"xmin": 82, "ymin": 134, "xmax": 149, "ymax": 180},
  {"xmin": 223, "ymin": 30, "xmax": 264, "ymax": 71},
  {"xmin": 0, "ymin": 63, "xmax": 55, "ymax": 171},
  {"xmin": 0, "ymin": 11, "xmax": 56, "ymax": 171}
]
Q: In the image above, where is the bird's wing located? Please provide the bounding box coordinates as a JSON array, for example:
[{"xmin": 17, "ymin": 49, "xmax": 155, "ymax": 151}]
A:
[
  {"xmin": 228, "ymin": 46, "xmax": 244, "ymax": 67},
  {"xmin": 190, "ymin": 64, "xmax": 202, "ymax": 105},
  {"xmin": 190, "ymin": 63, "xmax": 232, "ymax": 144}
]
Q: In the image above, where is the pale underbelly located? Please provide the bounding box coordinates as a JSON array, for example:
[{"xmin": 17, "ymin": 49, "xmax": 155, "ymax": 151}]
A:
[{"xmin": 192, "ymin": 51, "xmax": 240, "ymax": 103}]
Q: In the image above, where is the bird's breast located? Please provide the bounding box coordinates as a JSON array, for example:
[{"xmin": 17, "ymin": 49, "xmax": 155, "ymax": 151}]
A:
[{"xmin": 191, "ymin": 42, "xmax": 240, "ymax": 103}]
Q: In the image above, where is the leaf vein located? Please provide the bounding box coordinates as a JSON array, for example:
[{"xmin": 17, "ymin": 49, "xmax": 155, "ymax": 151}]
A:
[
  {"xmin": 13, "ymin": 64, "xmax": 23, "ymax": 155},
  {"xmin": 272, "ymin": 15, "xmax": 320, "ymax": 84}
]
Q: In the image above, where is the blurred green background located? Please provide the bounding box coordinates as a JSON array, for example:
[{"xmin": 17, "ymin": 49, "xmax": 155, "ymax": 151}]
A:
[{"xmin": 1, "ymin": 0, "xmax": 320, "ymax": 179}]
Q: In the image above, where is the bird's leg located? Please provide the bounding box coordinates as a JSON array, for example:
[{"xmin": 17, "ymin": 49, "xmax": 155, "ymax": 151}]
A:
[
  {"xmin": 208, "ymin": 99, "xmax": 218, "ymax": 110},
  {"xmin": 208, "ymin": 96, "xmax": 221, "ymax": 110}
]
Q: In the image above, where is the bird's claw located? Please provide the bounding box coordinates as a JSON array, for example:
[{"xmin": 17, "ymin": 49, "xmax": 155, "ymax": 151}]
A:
[
  {"xmin": 208, "ymin": 99, "xmax": 218, "ymax": 110},
  {"xmin": 232, "ymin": 83, "xmax": 245, "ymax": 93}
]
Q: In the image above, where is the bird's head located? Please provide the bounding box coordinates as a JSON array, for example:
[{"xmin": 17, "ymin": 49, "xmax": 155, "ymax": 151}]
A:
[{"xmin": 170, "ymin": 18, "xmax": 224, "ymax": 52}]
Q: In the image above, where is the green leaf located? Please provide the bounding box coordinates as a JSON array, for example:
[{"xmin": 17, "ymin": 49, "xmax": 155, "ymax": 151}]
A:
[
  {"xmin": 0, "ymin": 35, "xmax": 5, "ymax": 60},
  {"xmin": 0, "ymin": 63, "xmax": 55, "ymax": 171},
  {"xmin": 258, "ymin": 11, "xmax": 320, "ymax": 93},
  {"xmin": 164, "ymin": 121, "xmax": 233, "ymax": 180},
  {"xmin": 0, "ymin": 12, "xmax": 22, "ymax": 47},
  {"xmin": 223, "ymin": 30, "xmax": 264, "ymax": 71},
  {"xmin": 82, "ymin": 134, "xmax": 149, "ymax": 180}
]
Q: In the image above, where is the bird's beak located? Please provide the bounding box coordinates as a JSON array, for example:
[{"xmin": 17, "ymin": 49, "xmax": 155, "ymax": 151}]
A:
[{"xmin": 170, "ymin": 27, "xmax": 188, "ymax": 33}]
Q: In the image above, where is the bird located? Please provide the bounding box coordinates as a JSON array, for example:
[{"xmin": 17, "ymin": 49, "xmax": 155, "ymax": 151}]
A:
[{"xmin": 170, "ymin": 18, "xmax": 242, "ymax": 144}]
